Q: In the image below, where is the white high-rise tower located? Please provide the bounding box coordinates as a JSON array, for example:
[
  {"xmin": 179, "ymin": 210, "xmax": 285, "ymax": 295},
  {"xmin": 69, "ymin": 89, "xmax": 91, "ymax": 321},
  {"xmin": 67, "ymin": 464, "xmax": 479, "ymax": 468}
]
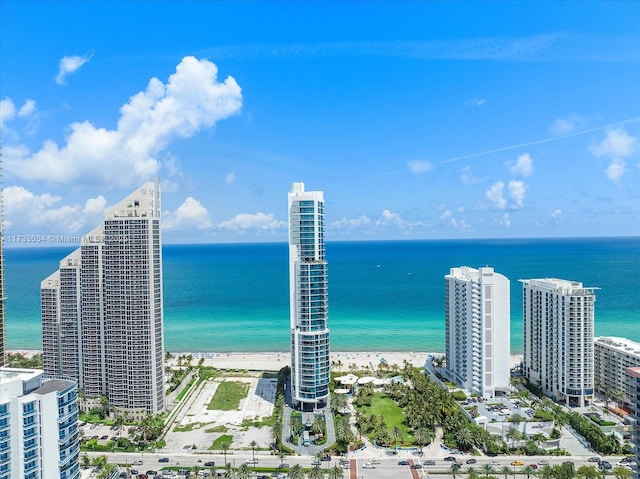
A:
[
  {"xmin": 445, "ymin": 266, "xmax": 511, "ymax": 398},
  {"xmin": 41, "ymin": 182, "xmax": 164, "ymax": 419},
  {"xmin": 521, "ymin": 278, "xmax": 595, "ymax": 407},
  {"xmin": 288, "ymin": 182, "xmax": 330, "ymax": 411}
]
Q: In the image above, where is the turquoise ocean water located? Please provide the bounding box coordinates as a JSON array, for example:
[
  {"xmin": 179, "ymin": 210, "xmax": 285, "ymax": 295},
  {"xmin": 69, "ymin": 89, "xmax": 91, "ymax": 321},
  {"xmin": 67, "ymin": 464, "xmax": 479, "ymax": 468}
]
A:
[{"xmin": 4, "ymin": 237, "xmax": 639, "ymax": 353}]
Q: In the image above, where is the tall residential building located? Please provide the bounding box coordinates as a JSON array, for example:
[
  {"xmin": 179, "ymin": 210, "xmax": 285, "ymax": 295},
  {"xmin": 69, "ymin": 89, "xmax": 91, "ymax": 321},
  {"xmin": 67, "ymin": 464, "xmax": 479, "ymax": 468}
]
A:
[
  {"xmin": 41, "ymin": 182, "xmax": 164, "ymax": 419},
  {"xmin": 626, "ymin": 367, "xmax": 640, "ymax": 469},
  {"xmin": 444, "ymin": 266, "xmax": 510, "ymax": 398},
  {"xmin": 521, "ymin": 278, "xmax": 596, "ymax": 407},
  {"xmin": 0, "ymin": 157, "xmax": 5, "ymax": 366},
  {"xmin": 288, "ymin": 182, "xmax": 330, "ymax": 411},
  {"xmin": 594, "ymin": 337, "xmax": 640, "ymax": 410},
  {"xmin": 0, "ymin": 368, "xmax": 80, "ymax": 479}
]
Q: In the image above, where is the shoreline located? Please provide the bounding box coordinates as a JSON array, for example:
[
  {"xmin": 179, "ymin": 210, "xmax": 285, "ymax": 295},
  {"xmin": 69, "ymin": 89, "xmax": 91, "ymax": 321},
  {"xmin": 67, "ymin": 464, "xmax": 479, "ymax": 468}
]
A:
[{"xmin": 8, "ymin": 349, "xmax": 524, "ymax": 372}]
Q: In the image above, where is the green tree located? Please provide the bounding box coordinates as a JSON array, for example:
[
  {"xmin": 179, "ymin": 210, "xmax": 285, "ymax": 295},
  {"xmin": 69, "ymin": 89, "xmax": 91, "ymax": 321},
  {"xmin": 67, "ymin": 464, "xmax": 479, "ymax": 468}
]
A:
[
  {"xmin": 499, "ymin": 465, "xmax": 514, "ymax": 479},
  {"xmin": 288, "ymin": 464, "xmax": 304, "ymax": 479},
  {"xmin": 236, "ymin": 463, "xmax": 251, "ymax": 479},
  {"xmin": 523, "ymin": 465, "xmax": 536, "ymax": 479},
  {"xmin": 480, "ymin": 464, "xmax": 497, "ymax": 479},
  {"xmin": 328, "ymin": 464, "xmax": 344, "ymax": 479},
  {"xmin": 307, "ymin": 464, "xmax": 324, "ymax": 479},
  {"xmin": 221, "ymin": 441, "xmax": 230, "ymax": 466},
  {"xmin": 249, "ymin": 440, "xmax": 258, "ymax": 464},
  {"xmin": 451, "ymin": 463, "xmax": 461, "ymax": 479},
  {"xmin": 612, "ymin": 467, "xmax": 633, "ymax": 479},
  {"xmin": 467, "ymin": 467, "xmax": 480, "ymax": 479}
]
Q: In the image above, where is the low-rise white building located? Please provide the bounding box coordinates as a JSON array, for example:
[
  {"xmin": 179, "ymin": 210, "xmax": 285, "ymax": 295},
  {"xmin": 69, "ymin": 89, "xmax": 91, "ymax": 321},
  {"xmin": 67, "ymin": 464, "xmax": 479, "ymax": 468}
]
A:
[
  {"xmin": 0, "ymin": 368, "xmax": 80, "ymax": 479},
  {"xmin": 595, "ymin": 337, "xmax": 640, "ymax": 410}
]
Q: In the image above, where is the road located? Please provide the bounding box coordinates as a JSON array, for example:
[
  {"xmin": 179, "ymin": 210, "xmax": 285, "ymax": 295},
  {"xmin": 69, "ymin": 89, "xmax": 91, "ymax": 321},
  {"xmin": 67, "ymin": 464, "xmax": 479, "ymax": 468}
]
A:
[{"xmin": 90, "ymin": 451, "xmax": 634, "ymax": 478}]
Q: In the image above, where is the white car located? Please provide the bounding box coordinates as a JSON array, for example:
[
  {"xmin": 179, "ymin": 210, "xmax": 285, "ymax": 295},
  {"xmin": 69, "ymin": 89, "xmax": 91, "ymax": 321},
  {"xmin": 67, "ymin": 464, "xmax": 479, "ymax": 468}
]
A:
[
  {"xmin": 362, "ymin": 462, "xmax": 376, "ymax": 469},
  {"xmin": 245, "ymin": 459, "xmax": 258, "ymax": 464}
]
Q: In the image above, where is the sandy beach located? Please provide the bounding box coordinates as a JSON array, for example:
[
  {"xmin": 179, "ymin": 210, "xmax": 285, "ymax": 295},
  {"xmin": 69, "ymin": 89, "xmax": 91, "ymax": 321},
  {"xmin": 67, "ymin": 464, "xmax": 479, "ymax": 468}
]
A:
[{"xmin": 8, "ymin": 349, "xmax": 523, "ymax": 372}]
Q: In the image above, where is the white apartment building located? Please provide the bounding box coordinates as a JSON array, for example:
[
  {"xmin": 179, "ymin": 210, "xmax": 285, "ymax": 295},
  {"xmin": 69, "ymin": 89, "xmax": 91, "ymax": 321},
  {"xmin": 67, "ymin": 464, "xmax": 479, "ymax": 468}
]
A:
[
  {"xmin": 288, "ymin": 182, "xmax": 330, "ymax": 411},
  {"xmin": 594, "ymin": 336, "xmax": 640, "ymax": 410},
  {"xmin": 626, "ymin": 367, "xmax": 640, "ymax": 468},
  {"xmin": 0, "ymin": 368, "xmax": 80, "ymax": 479},
  {"xmin": 445, "ymin": 266, "xmax": 511, "ymax": 398},
  {"xmin": 521, "ymin": 278, "xmax": 596, "ymax": 407},
  {"xmin": 41, "ymin": 183, "xmax": 164, "ymax": 419}
]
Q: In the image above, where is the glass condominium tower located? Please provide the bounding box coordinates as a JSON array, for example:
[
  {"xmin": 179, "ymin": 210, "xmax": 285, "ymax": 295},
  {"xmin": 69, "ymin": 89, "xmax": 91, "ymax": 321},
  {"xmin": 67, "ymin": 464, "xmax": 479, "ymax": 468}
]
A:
[{"xmin": 288, "ymin": 182, "xmax": 330, "ymax": 411}]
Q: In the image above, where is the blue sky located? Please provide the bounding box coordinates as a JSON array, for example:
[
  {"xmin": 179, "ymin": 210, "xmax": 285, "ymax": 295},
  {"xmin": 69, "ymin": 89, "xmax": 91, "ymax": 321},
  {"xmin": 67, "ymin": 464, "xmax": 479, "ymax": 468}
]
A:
[{"xmin": 1, "ymin": 1, "xmax": 639, "ymax": 244}]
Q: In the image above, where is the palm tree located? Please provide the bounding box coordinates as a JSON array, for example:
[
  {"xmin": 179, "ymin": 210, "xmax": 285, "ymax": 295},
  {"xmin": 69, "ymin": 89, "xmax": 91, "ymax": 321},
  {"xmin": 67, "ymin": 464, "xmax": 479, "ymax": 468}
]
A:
[
  {"xmin": 467, "ymin": 467, "xmax": 479, "ymax": 479},
  {"xmin": 499, "ymin": 465, "xmax": 514, "ymax": 479},
  {"xmin": 236, "ymin": 464, "xmax": 251, "ymax": 479},
  {"xmin": 249, "ymin": 440, "xmax": 258, "ymax": 464},
  {"xmin": 307, "ymin": 464, "xmax": 324, "ymax": 479},
  {"xmin": 451, "ymin": 463, "xmax": 461, "ymax": 479},
  {"xmin": 523, "ymin": 465, "xmax": 536, "ymax": 479},
  {"xmin": 328, "ymin": 464, "xmax": 344, "ymax": 479},
  {"xmin": 455, "ymin": 426, "xmax": 476, "ymax": 451},
  {"xmin": 391, "ymin": 425, "xmax": 403, "ymax": 448},
  {"xmin": 480, "ymin": 464, "xmax": 496, "ymax": 479},
  {"xmin": 221, "ymin": 441, "xmax": 230, "ymax": 466},
  {"xmin": 224, "ymin": 463, "xmax": 233, "ymax": 479},
  {"xmin": 288, "ymin": 464, "xmax": 304, "ymax": 479},
  {"xmin": 612, "ymin": 467, "xmax": 633, "ymax": 479}
]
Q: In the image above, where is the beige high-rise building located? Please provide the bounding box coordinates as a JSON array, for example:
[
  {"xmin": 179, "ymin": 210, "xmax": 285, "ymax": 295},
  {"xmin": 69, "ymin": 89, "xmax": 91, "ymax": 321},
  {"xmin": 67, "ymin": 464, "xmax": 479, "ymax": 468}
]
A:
[
  {"xmin": 521, "ymin": 278, "xmax": 596, "ymax": 407},
  {"xmin": 41, "ymin": 182, "xmax": 164, "ymax": 419}
]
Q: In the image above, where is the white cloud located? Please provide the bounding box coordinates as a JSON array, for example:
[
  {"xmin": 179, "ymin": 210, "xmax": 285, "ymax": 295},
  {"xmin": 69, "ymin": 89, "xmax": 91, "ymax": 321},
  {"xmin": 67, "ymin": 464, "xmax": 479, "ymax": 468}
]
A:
[
  {"xmin": 450, "ymin": 217, "xmax": 471, "ymax": 230},
  {"xmin": 590, "ymin": 129, "xmax": 636, "ymax": 159},
  {"xmin": 460, "ymin": 166, "xmax": 484, "ymax": 185},
  {"xmin": 2, "ymin": 185, "xmax": 102, "ymax": 234},
  {"xmin": 225, "ymin": 172, "xmax": 236, "ymax": 185},
  {"xmin": 508, "ymin": 180, "xmax": 527, "ymax": 209},
  {"xmin": 551, "ymin": 209, "xmax": 562, "ymax": 223},
  {"xmin": 605, "ymin": 160, "xmax": 626, "ymax": 182},
  {"xmin": 589, "ymin": 129, "xmax": 637, "ymax": 183},
  {"xmin": 439, "ymin": 210, "xmax": 453, "ymax": 220},
  {"xmin": 1, "ymin": 98, "xmax": 37, "ymax": 130},
  {"xmin": 464, "ymin": 97, "xmax": 486, "ymax": 107},
  {"xmin": 6, "ymin": 56, "xmax": 243, "ymax": 187},
  {"xmin": 330, "ymin": 215, "xmax": 372, "ymax": 232},
  {"xmin": 218, "ymin": 212, "xmax": 285, "ymax": 232},
  {"xmin": 164, "ymin": 197, "xmax": 213, "ymax": 230},
  {"xmin": 486, "ymin": 181, "xmax": 507, "ymax": 209},
  {"xmin": 83, "ymin": 196, "xmax": 107, "ymax": 215},
  {"xmin": 550, "ymin": 114, "xmax": 586, "ymax": 136},
  {"xmin": 500, "ymin": 213, "xmax": 511, "ymax": 228},
  {"xmin": 508, "ymin": 153, "xmax": 533, "ymax": 177},
  {"xmin": 55, "ymin": 54, "xmax": 92, "ymax": 85},
  {"xmin": 407, "ymin": 159, "xmax": 434, "ymax": 174}
]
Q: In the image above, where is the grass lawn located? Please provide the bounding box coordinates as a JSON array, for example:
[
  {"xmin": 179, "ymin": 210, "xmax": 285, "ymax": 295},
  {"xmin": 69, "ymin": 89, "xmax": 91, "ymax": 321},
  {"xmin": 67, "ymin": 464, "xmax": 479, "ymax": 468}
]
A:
[
  {"xmin": 207, "ymin": 381, "xmax": 249, "ymax": 411},
  {"xmin": 209, "ymin": 434, "xmax": 233, "ymax": 450},
  {"xmin": 362, "ymin": 393, "xmax": 413, "ymax": 444}
]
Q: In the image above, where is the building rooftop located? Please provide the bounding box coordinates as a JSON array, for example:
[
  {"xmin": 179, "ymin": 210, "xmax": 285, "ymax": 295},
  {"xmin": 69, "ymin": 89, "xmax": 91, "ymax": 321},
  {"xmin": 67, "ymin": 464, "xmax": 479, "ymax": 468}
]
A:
[
  {"xmin": 0, "ymin": 367, "xmax": 42, "ymax": 383},
  {"xmin": 519, "ymin": 278, "xmax": 598, "ymax": 294},
  {"xmin": 627, "ymin": 366, "xmax": 640, "ymax": 378},
  {"xmin": 34, "ymin": 378, "xmax": 75, "ymax": 395},
  {"xmin": 595, "ymin": 337, "xmax": 640, "ymax": 358}
]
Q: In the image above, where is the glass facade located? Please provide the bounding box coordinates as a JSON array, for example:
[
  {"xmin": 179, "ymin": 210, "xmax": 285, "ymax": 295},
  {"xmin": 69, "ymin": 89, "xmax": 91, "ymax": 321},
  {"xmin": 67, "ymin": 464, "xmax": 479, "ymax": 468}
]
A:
[{"xmin": 289, "ymin": 184, "xmax": 330, "ymax": 409}]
